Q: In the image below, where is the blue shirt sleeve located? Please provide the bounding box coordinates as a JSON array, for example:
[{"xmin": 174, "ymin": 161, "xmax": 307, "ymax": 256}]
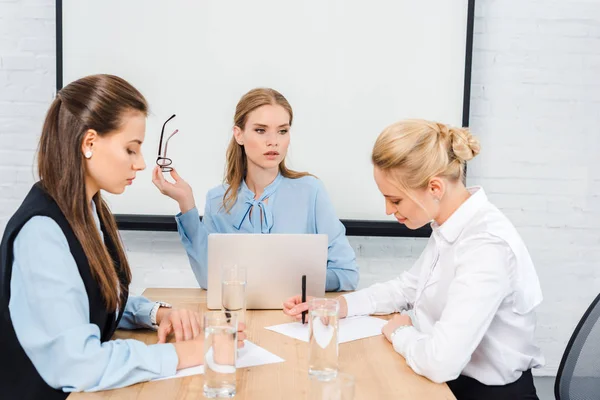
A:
[
  {"xmin": 175, "ymin": 196, "xmax": 217, "ymax": 289},
  {"xmin": 8, "ymin": 216, "xmax": 178, "ymax": 392},
  {"xmin": 118, "ymin": 295, "xmax": 155, "ymax": 330},
  {"xmin": 314, "ymin": 182, "xmax": 359, "ymax": 291}
]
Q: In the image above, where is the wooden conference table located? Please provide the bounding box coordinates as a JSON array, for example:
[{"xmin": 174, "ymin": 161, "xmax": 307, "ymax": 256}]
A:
[{"xmin": 69, "ymin": 288, "xmax": 455, "ymax": 400}]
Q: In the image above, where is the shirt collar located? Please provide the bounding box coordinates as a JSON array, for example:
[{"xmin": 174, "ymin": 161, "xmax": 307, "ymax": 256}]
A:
[
  {"xmin": 239, "ymin": 173, "xmax": 283, "ymax": 200},
  {"xmin": 431, "ymin": 186, "xmax": 488, "ymax": 243},
  {"xmin": 90, "ymin": 200, "xmax": 101, "ymax": 232},
  {"xmin": 232, "ymin": 173, "xmax": 283, "ymax": 232},
  {"xmin": 90, "ymin": 200, "xmax": 108, "ymax": 244}
]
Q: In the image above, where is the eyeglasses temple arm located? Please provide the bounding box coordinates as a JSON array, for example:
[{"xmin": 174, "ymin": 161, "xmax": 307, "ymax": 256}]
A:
[
  {"xmin": 158, "ymin": 114, "xmax": 177, "ymax": 156},
  {"xmin": 163, "ymin": 129, "xmax": 179, "ymax": 159}
]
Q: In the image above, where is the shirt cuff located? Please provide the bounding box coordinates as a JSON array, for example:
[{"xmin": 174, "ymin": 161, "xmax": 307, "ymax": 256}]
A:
[
  {"xmin": 391, "ymin": 326, "xmax": 424, "ymax": 359},
  {"xmin": 175, "ymin": 207, "xmax": 200, "ymax": 238},
  {"xmin": 342, "ymin": 289, "xmax": 375, "ymax": 317},
  {"xmin": 137, "ymin": 299, "xmax": 156, "ymax": 329},
  {"xmin": 156, "ymin": 343, "xmax": 179, "ymax": 378}
]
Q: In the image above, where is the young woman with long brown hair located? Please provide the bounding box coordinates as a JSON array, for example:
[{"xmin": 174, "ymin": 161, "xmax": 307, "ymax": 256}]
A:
[
  {"xmin": 152, "ymin": 88, "xmax": 358, "ymax": 291},
  {"xmin": 0, "ymin": 74, "xmax": 244, "ymax": 399}
]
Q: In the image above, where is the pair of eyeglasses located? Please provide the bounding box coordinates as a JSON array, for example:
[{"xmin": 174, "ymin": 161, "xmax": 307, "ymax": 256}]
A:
[{"xmin": 156, "ymin": 114, "xmax": 179, "ymax": 172}]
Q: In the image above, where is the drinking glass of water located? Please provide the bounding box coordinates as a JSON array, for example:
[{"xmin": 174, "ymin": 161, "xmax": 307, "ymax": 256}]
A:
[
  {"xmin": 308, "ymin": 372, "xmax": 355, "ymax": 400},
  {"xmin": 221, "ymin": 264, "xmax": 247, "ymax": 324},
  {"xmin": 308, "ymin": 298, "xmax": 340, "ymax": 380},
  {"xmin": 203, "ymin": 312, "xmax": 238, "ymax": 398}
]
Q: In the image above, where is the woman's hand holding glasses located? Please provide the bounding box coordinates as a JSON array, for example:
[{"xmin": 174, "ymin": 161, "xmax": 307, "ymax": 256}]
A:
[
  {"xmin": 152, "ymin": 166, "xmax": 196, "ymax": 214},
  {"xmin": 152, "ymin": 113, "xmax": 196, "ymax": 214}
]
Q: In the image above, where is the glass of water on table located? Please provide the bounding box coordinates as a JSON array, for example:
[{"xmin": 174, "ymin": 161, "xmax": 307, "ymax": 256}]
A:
[
  {"xmin": 204, "ymin": 312, "xmax": 238, "ymax": 398},
  {"xmin": 221, "ymin": 264, "xmax": 247, "ymax": 323},
  {"xmin": 309, "ymin": 372, "xmax": 355, "ymax": 400},
  {"xmin": 308, "ymin": 298, "xmax": 340, "ymax": 381}
]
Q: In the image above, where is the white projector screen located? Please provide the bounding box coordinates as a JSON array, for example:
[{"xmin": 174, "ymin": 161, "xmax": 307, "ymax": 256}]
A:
[{"xmin": 58, "ymin": 0, "xmax": 473, "ymax": 233}]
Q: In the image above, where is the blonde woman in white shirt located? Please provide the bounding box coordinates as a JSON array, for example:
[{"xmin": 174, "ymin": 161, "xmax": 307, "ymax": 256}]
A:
[{"xmin": 283, "ymin": 119, "xmax": 544, "ymax": 400}]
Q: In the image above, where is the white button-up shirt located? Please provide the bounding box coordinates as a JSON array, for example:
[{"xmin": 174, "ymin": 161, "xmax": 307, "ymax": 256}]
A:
[{"xmin": 343, "ymin": 187, "xmax": 544, "ymax": 385}]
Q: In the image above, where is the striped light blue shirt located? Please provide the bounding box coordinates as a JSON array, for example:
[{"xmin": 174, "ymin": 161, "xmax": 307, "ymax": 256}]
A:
[
  {"xmin": 176, "ymin": 174, "xmax": 359, "ymax": 291},
  {"xmin": 8, "ymin": 206, "xmax": 178, "ymax": 393}
]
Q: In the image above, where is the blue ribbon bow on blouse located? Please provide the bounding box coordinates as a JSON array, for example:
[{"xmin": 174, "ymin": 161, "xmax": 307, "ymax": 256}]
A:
[{"xmin": 232, "ymin": 174, "xmax": 283, "ymax": 233}]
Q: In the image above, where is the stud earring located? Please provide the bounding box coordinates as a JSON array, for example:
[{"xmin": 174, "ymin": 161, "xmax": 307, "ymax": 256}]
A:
[{"xmin": 84, "ymin": 151, "xmax": 93, "ymax": 159}]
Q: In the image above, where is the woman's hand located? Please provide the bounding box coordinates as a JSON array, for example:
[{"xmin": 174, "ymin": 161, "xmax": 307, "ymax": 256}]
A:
[
  {"xmin": 282, "ymin": 295, "xmax": 349, "ymax": 322},
  {"xmin": 382, "ymin": 314, "xmax": 413, "ymax": 343},
  {"xmin": 282, "ymin": 294, "xmax": 312, "ymax": 323},
  {"xmin": 173, "ymin": 336, "xmax": 205, "ymax": 370},
  {"xmin": 152, "ymin": 166, "xmax": 196, "ymax": 214},
  {"xmin": 157, "ymin": 308, "xmax": 202, "ymax": 343},
  {"xmin": 168, "ymin": 318, "xmax": 247, "ymax": 371}
]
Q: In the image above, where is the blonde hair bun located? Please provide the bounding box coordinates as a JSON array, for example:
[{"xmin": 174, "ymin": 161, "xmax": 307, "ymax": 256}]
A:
[
  {"xmin": 372, "ymin": 119, "xmax": 481, "ymax": 189},
  {"xmin": 448, "ymin": 126, "xmax": 481, "ymax": 162}
]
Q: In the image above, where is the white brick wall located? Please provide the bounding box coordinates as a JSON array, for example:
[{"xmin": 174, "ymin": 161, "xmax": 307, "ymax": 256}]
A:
[
  {"xmin": 2, "ymin": 0, "xmax": 600, "ymax": 377},
  {"xmin": 0, "ymin": 0, "xmax": 55, "ymax": 229},
  {"xmin": 468, "ymin": 0, "xmax": 600, "ymax": 376}
]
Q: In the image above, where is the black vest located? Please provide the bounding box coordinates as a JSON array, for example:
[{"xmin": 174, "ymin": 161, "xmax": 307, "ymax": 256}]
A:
[{"xmin": 0, "ymin": 183, "xmax": 129, "ymax": 400}]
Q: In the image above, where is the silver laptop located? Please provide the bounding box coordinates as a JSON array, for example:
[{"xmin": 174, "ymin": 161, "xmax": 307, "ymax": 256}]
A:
[{"xmin": 207, "ymin": 234, "xmax": 328, "ymax": 310}]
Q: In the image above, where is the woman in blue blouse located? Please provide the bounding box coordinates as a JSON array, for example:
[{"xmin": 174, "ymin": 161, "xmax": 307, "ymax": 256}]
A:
[
  {"xmin": 152, "ymin": 88, "xmax": 358, "ymax": 291},
  {"xmin": 0, "ymin": 75, "xmax": 244, "ymax": 398}
]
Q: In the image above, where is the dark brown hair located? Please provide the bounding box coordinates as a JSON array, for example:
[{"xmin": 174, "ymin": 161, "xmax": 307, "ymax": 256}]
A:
[{"xmin": 38, "ymin": 74, "xmax": 148, "ymax": 310}]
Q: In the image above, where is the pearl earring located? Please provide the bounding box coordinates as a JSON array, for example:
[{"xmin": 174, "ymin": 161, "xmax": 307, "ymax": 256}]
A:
[{"xmin": 84, "ymin": 151, "xmax": 93, "ymax": 159}]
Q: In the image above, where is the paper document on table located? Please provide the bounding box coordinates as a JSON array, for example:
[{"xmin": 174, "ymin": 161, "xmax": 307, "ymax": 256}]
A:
[
  {"xmin": 153, "ymin": 340, "xmax": 284, "ymax": 381},
  {"xmin": 265, "ymin": 316, "xmax": 387, "ymax": 343}
]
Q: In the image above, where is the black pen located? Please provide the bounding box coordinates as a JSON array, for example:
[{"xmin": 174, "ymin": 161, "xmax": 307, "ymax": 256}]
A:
[{"xmin": 301, "ymin": 275, "xmax": 307, "ymax": 324}]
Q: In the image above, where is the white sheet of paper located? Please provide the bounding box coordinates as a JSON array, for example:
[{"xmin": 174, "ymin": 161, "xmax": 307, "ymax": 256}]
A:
[
  {"xmin": 265, "ymin": 316, "xmax": 387, "ymax": 343},
  {"xmin": 152, "ymin": 340, "xmax": 284, "ymax": 381}
]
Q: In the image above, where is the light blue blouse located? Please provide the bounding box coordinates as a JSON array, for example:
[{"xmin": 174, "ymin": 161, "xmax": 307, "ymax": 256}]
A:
[
  {"xmin": 8, "ymin": 209, "xmax": 178, "ymax": 393},
  {"xmin": 176, "ymin": 174, "xmax": 359, "ymax": 291}
]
